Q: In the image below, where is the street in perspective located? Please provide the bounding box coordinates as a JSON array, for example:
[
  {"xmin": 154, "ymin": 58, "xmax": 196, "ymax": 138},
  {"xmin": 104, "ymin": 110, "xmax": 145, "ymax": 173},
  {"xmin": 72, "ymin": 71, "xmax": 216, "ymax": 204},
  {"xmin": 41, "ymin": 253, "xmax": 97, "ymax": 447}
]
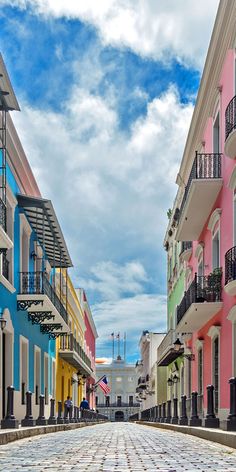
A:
[{"xmin": 1, "ymin": 0, "xmax": 236, "ymax": 470}]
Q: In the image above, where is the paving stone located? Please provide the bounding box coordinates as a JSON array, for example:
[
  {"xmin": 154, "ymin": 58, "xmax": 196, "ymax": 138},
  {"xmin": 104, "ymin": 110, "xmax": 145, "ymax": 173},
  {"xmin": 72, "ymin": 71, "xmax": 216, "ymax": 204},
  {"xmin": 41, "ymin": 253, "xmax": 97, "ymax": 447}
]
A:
[{"xmin": 0, "ymin": 423, "xmax": 235, "ymax": 470}]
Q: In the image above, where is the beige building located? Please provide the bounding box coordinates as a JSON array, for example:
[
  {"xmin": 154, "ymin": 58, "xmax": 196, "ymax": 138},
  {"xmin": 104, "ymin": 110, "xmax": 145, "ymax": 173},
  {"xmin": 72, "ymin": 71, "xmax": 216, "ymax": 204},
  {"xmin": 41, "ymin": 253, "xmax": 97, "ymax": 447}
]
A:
[{"xmin": 95, "ymin": 356, "xmax": 140, "ymax": 421}]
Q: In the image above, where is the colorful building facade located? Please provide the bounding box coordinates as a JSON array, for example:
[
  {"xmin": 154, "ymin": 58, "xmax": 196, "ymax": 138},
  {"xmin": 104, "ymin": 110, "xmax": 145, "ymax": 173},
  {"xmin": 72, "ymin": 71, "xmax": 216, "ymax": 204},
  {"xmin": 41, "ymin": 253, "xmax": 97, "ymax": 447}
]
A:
[{"xmin": 164, "ymin": 0, "xmax": 236, "ymax": 422}]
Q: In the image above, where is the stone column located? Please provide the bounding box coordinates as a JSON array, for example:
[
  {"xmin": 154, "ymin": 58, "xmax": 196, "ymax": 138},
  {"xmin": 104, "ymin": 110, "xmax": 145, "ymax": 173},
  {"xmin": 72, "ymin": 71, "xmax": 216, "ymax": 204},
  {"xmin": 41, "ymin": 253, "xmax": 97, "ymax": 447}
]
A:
[
  {"xmin": 204, "ymin": 385, "xmax": 219, "ymax": 428},
  {"xmin": 22, "ymin": 391, "xmax": 36, "ymax": 427}
]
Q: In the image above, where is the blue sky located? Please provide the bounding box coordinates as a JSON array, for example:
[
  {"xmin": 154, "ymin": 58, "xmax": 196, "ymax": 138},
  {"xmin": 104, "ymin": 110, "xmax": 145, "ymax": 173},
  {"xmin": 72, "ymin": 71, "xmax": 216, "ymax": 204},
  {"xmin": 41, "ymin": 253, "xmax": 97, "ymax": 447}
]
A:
[{"xmin": 0, "ymin": 0, "xmax": 219, "ymax": 362}]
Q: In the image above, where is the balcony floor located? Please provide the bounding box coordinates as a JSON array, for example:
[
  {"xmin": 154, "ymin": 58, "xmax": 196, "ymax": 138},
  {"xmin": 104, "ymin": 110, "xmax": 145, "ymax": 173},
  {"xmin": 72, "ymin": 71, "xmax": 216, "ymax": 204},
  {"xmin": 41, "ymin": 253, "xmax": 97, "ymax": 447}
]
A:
[
  {"xmin": 224, "ymin": 280, "xmax": 236, "ymax": 296},
  {"xmin": 17, "ymin": 294, "xmax": 70, "ymax": 332},
  {"xmin": 157, "ymin": 347, "xmax": 184, "ymax": 366},
  {"xmin": 176, "ymin": 178, "xmax": 223, "ymax": 241},
  {"xmin": 177, "ymin": 301, "xmax": 223, "ymax": 333}
]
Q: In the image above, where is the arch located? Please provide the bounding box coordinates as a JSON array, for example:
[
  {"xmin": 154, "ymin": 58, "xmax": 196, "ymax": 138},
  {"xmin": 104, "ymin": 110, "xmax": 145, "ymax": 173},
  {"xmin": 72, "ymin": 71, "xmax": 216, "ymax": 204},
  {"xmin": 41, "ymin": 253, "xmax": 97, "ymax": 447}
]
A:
[
  {"xmin": 207, "ymin": 208, "xmax": 222, "ymax": 232},
  {"xmin": 195, "ymin": 243, "xmax": 204, "ymax": 259},
  {"xmin": 228, "ymin": 165, "xmax": 236, "ymax": 190},
  {"xmin": 115, "ymin": 410, "xmax": 124, "ymax": 422}
]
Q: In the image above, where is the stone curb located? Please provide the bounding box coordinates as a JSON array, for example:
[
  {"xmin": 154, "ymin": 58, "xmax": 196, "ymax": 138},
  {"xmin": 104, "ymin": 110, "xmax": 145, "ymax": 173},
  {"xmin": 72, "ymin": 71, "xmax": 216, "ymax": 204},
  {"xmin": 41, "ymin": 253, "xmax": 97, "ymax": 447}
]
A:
[
  {"xmin": 0, "ymin": 421, "xmax": 108, "ymax": 445},
  {"xmin": 136, "ymin": 421, "xmax": 236, "ymax": 449}
]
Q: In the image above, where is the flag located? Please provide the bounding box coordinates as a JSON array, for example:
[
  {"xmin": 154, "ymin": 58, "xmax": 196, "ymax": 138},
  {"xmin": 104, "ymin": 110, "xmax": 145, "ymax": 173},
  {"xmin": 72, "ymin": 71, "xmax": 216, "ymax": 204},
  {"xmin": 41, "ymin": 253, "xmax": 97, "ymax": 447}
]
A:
[{"xmin": 98, "ymin": 376, "xmax": 111, "ymax": 395}]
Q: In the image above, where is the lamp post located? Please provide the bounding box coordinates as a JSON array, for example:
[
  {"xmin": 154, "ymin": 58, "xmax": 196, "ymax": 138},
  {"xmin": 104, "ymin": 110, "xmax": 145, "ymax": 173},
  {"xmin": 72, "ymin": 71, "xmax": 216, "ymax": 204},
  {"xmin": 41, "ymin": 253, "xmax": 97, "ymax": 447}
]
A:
[{"xmin": 173, "ymin": 338, "xmax": 195, "ymax": 361}]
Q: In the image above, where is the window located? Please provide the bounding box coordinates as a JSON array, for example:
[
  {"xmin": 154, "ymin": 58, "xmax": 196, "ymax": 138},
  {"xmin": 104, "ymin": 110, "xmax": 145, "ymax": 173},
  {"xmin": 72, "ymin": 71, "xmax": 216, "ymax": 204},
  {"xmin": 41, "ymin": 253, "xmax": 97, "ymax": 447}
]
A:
[
  {"xmin": 34, "ymin": 346, "xmax": 41, "ymax": 405},
  {"xmin": 213, "ymin": 112, "xmax": 220, "ymax": 153},
  {"xmin": 95, "ymin": 396, "xmax": 98, "ymax": 406},
  {"xmin": 116, "ymin": 377, "xmax": 122, "ymax": 382},
  {"xmin": 117, "ymin": 396, "xmax": 122, "ymax": 406},
  {"xmin": 20, "ymin": 336, "xmax": 28, "ymax": 405},
  {"xmin": 198, "ymin": 348, "xmax": 203, "ymax": 395},
  {"xmin": 129, "ymin": 396, "xmax": 133, "ymax": 406},
  {"xmin": 212, "ymin": 230, "xmax": 220, "ymax": 270},
  {"xmin": 105, "ymin": 396, "xmax": 110, "ymax": 407},
  {"xmin": 213, "ymin": 337, "xmax": 219, "ymax": 413}
]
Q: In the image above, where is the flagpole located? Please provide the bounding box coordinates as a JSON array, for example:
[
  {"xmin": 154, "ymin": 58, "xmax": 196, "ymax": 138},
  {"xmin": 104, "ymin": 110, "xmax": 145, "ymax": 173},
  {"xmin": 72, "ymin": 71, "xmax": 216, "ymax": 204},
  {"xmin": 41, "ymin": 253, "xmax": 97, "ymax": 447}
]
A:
[
  {"xmin": 118, "ymin": 332, "xmax": 120, "ymax": 358},
  {"xmin": 93, "ymin": 374, "xmax": 106, "ymax": 389},
  {"xmin": 112, "ymin": 334, "xmax": 114, "ymax": 360},
  {"xmin": 124, "ymin": 332, "xmax": 126, "ymax": 362}
]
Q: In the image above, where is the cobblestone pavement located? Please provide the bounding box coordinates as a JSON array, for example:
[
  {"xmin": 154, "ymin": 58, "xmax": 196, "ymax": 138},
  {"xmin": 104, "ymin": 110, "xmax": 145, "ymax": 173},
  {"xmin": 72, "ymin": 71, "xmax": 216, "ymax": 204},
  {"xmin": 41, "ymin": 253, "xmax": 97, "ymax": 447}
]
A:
[{"xmin": 0, "ymin": 423, "xmax": 236, "ymax": 471}]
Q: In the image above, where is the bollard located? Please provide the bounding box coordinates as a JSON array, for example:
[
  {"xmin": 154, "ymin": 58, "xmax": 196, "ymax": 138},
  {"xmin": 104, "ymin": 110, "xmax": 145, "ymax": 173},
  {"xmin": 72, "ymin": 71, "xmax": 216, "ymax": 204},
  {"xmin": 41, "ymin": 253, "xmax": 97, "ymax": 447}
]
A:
[
  {"xmin": 1, "ymin": 386, "xmax": 19, "ymax": 429},
  {"xmin": 22, "ymin": 391, "xmax": 36, "ymax": 427},
  {"xmin": 73, "ymin": 406, "xmax": 78, "ymax": 423},
  {"xmin": 179, "ymin": 395, "xmax": 188, "ymax": 425},
  {"xmin": 158, "ymin": 404, "xmax": 162, "ymax": 422},
  {"xmin": 204, "ymin": 385, "xmax": 219, "ymax": 428},
  {"xmin": 165, "ymin": 400, "xmax": 172, "ymax": 423},
  {"xmin": 48, "ymin": 398, "xmax": 57, "ymax": 425},
  {"xmin": 171, "ymin": 397, "xmax": 179, "ymax": 424},
  {"xmin": 77, "ymin": 407, "xmax": 81, "ymax": 422},
  {"xmin": 227, "ymin": 377, "xmax": 236, "ymax": 431},
  {"xmin": 57, "ymin": 401, "xmax": 64, "ymax": 424},
  {"xmin": 160, "ymin": 402, "xmax": 166, "ymax": 423},
  {"xmin": 155, "ymin": 405, "xmax": 158, "ymax": 422},
  {"xmin": 36, "ymin": 395, "xmax": 48, "ymax": 426},
  {"xmin": 69, "ymin": 405, "xmax": 74, "ymax": 423},
  {"xmin": 189, "ymin": 391, "xmax": 202, "ymax": 426},
  {"xmin": 64, "ymin": 401, "xmax": 70, "ymax": 424}
]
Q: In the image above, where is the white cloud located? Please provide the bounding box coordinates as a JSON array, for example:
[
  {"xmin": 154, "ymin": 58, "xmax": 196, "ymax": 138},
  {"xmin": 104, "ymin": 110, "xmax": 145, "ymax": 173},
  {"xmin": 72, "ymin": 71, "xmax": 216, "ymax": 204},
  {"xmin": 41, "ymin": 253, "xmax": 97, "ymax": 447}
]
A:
[{"xmin": 1, "ymin": 0, "xmax": 219, "ymax": 69}]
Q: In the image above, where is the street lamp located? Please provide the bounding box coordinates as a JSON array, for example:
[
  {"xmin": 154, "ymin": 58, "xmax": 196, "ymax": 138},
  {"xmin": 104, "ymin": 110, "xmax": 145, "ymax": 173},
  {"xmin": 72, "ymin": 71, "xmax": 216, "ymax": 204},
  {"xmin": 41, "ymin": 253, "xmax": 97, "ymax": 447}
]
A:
[{"xmin": 173, "ymin": 338, "xmax": 195, "ymax": 361}]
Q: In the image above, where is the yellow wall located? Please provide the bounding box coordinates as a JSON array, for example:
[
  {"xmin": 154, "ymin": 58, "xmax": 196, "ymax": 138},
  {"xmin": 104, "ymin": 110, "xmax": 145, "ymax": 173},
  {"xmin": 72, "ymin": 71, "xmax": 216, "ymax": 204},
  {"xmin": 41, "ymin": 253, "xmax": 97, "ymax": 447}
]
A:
[{"xmin": 55, "ymin": 352, "xmax": 83, "ymax": 406}]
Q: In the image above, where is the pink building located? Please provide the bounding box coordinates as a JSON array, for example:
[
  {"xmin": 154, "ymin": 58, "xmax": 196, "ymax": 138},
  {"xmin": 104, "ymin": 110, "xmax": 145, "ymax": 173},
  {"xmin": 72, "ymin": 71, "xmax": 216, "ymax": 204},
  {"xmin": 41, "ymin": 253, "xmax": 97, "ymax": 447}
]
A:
[
  {"xmin": 168, "ymin": 1, "xmax": 236, "ymax": 424},
  {"xmin": 76, "ymin": 289, "xmax": 98, "ymax": 409}
]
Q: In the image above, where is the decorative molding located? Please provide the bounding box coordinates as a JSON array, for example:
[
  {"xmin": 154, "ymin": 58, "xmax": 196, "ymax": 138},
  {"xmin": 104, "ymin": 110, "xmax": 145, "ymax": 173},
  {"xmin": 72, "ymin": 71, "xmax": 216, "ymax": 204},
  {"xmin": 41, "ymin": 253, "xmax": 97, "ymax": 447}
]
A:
[
  {"xmin": 6, "ymin": 184, "xmax": 17, "ymax": 210},
  {"xmin": 207, "ymin": 325, "xmax": 221, "ymax": 339},
  {"xmin": 195, "ymin": 242, "xmax": 204, "ymax": 259},
  {"xmin": 228, "ymin": 165, "xmax": 236, "ymax": 190},
  {"xmin": 20, "ymin": 213, "xmax": 32, "ymax": 238},
  {"xmin": 207, "ymin": 208, "xmax": 222, "ymax": 232},
  {"xmin": 195, "ymin": 339, "xmax": 204, "ymax": 351},
  {"xmin": 227, "ymin": 305, "xmax": 236, "ymax": 323}
]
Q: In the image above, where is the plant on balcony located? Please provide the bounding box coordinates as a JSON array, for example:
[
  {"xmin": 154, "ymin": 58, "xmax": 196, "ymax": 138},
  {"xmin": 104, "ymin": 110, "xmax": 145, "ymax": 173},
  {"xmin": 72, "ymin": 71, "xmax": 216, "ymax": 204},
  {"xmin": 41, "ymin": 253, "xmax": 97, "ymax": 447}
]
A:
[{"xmin": 206, "ymin": 267, "xmax": 222, "ymax": 302}]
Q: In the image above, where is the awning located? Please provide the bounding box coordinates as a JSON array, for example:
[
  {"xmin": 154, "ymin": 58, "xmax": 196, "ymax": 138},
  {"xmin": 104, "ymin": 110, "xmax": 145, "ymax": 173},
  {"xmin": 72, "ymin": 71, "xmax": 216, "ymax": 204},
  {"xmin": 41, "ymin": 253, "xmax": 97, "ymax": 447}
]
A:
[
  {"xmin": 0, "ymin": 54, "xmax": 20, "ymax": 111},
  {"xmin": 17, "ymin": 194, "xmax": 73, "ymax": 268}
]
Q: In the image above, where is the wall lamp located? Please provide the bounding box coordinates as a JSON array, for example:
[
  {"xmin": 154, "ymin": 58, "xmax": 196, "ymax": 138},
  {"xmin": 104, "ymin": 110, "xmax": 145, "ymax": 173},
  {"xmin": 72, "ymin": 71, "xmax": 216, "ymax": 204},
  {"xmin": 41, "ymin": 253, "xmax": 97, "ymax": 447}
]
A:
[
  {"xmin": 167, "ymin": 374, "xmax": 179, "ymax": 387},
  {"xmin": 30, "ymin": 251, "xmax": 37, "ymax": 261},
  {"xmin": 173, "ymin": 338, "xmax": 195, "ymax": 361},
  {"xmin": 0, "ymin": 309, "xmax": 6, "ymax": 331}
]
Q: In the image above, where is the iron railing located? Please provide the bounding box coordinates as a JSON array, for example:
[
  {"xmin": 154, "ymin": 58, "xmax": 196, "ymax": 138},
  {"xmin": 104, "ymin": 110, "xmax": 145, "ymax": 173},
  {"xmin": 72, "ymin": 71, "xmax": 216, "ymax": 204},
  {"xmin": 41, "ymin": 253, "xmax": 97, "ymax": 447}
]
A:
[
  {"xmin": 177, "ymin": 272, "xmax": 222, "ymax": 325},
  {"xmin": 225, "ymin": 246, "xmax": 236, "ymax": 285},
  {"xmin": 19, "ymin": 271, "xmax": 68, "ymax": 324},
  {"xmin": 180, "ymin": 241, "xmax": 192, "ymax": 255},
  {"xmin": 0, "ymin": 198, "xmax": 6, "ymax": 230},
  {"xmin": 98, "ymin": 402, "xmax": 140, "ymax": 408},
  {"xmin": 225, "ymin": 95, "xmax": 236, "ymax": 141},
  {"xmin": 179, "ymin": 152, "xmax": 222, "ymax": 218},
  {"xmin": 59, "ymin": 333, "xmax": 92, "ymax": 370},
  {"xmin": 2, "ymin": 251, "xmax": 9, "ymax": 280}
]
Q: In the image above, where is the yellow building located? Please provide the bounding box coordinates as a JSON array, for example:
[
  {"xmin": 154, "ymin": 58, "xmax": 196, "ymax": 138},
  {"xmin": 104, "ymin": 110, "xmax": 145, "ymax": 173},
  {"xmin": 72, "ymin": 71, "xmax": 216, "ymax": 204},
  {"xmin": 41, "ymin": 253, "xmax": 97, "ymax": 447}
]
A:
[{"xmin": 55, "ymin": 273, "xmax": 94, "ymax": 411}]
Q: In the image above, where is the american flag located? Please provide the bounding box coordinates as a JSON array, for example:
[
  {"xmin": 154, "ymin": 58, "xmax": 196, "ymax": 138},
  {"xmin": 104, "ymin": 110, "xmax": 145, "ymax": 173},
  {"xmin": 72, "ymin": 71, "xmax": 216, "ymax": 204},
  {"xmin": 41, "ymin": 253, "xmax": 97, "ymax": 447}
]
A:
[{"xmin": 98, "ymin": 376, "xmax": 111, "ymax": 395}]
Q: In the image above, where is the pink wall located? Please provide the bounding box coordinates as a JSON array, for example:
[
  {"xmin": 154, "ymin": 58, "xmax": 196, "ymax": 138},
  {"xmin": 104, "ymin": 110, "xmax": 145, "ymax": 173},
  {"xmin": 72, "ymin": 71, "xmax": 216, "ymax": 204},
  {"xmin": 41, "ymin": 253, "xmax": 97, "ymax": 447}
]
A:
[{"xmin": 186, "ymin": 49, "xmax": 236, "ymax": 410}]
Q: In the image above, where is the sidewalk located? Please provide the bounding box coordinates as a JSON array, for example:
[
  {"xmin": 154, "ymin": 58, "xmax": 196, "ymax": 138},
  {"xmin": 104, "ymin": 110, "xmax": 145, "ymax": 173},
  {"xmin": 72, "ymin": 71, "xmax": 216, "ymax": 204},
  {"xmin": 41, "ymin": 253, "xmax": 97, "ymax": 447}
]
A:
[
  {"xmin": 0, "ymin": 420, "xmax": 107, "ymax": 445},
  {"xmin": 136, "ymin": 420, "xmax": 236, "ymax": 449}
]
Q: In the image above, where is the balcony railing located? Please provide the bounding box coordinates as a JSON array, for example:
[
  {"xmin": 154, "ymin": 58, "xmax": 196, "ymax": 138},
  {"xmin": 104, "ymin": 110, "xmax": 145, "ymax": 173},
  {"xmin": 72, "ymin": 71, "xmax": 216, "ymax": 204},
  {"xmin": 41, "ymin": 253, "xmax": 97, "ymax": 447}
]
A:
[
  {"xmin": 177, "ymin": 272, "xmax": 222, "ymax": 325},
  {"xmin": 0, "ymin": 198, "xmax": 6, "ymax": 231},
  {"xmin": 19, "ymin": 271, "xmax": 68, "ymax": 324},
  {"xmin": 179, "ymin": 152, "xmax": 222, "ymax": 218},
  {"xmin": 225, "ymin": 246, "xmax": 236, "ymax": 285},
  {"xmin": 60, "ymin": 333, "xmax": 91, "ymax": 370},
  {"xmin": 180, "ymin": 241, "xmax": 192, "ymax": 255},
  {"xmin": 2, "ymin": 251, "xmax": 9, "ymax": 280},
  {"xmin": 225, "ymin": 95, "xmax": 236, "ymax": 141},
  {"xmin": 97, "ymin": 402, "xmax": 140, "ymax": 408}
]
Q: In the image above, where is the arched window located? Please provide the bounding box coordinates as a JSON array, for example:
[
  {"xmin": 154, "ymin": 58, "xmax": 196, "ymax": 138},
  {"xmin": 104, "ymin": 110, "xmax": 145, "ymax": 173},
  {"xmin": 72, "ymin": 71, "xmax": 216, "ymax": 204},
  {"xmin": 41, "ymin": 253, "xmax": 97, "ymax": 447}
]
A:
[{"xmin": 208, "ymin": 325, "xmax": 221, "ymax": 414}]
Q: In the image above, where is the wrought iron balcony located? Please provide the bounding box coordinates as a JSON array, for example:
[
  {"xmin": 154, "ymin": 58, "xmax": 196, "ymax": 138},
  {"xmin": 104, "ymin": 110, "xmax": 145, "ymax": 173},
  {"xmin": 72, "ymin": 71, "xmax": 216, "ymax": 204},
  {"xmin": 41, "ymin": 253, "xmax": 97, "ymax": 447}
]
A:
[
  {"xmin": 0, "ymin": 198, "xmax": 6, "ymax": 230},
  {"xmin": 59, "ymin": 333, "xmax": 92, "ymax": 373},
  {"xmin": 176, "ymin": 152, "xmax": 222, "ymax": 241},
  {"xmin": 2, "ymin": 251, "xmax": 9, "ymax": 280},
  {"xmin": 157, "ymin": 329, "xmax": 184, "ymax": 366},
  {"xmin": 17, "ymin": 271, "xmax": 69, "ymax": 332},
  {"xmin": 0, "ymin": 198, "xmax": 13, "ymax": 250},
  {"xmin": 225, "ymin": 95, "xmax": 236, "ymax": 158},
  {"xmin": 176, "ymin": 272, "xmax": 223, "ymax": 332},
  {"xmin": 180, "ymin": 241, "xmax": 192, "ymax": 262},
  {"xmin": 225, "ymin": 246, "xmax": 236, "ymax": 295}
]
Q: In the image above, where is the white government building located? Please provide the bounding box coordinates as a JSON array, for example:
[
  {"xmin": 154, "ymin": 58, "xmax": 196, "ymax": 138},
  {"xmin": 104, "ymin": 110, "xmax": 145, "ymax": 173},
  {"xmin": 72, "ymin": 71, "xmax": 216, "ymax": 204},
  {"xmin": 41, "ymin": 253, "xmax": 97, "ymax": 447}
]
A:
[{"xmin": 95, "ymin": 355, "xmax": 140, "ymax": 421}]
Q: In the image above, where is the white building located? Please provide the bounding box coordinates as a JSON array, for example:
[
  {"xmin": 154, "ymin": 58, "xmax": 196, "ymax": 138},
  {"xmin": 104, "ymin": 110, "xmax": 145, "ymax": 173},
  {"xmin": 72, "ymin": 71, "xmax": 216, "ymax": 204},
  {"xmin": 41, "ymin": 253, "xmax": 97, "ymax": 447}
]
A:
[
  {"xmin": 136, "ymin": 331, "xmax": 167, "ymax": 411},
  {"xmin": 95, "ymin": 356, "xmax": 140, "ymax": 421}
]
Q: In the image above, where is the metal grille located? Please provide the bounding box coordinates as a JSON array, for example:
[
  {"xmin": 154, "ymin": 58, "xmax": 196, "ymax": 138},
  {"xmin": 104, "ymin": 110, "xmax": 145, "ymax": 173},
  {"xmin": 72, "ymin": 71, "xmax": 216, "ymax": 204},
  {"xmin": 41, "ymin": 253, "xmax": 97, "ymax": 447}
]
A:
[
  {"xmin": 0, "ymin": 198, "xmax": 6, "ymax": 229},
  {"xmin": 225, "ymin": 246, "xmax": 236, "ymax": 285},
  {"xmin": 19, "ymin": 271, "xmax": 68, "ymax": 324},
  {"xmin": 180, "ymin": 241, "xmax": 192, "ymax": 255},
  {"xmin": 179, "ymin": 152, "xmax": 222, "ymax": 218},
  {"xmin": 2, "ymin": 251, "xmax": 9, "ymax": 280},
  {"xmin": 177, "ymin": 272, "xmax": 222, "ymax": 325},
  {"xmin": 59, "ymin": 333, "xmax": 92, "ymax": 369},
  {"xmin": 225, "ymin": 95, "xmax": 236, "ymax": 141}
]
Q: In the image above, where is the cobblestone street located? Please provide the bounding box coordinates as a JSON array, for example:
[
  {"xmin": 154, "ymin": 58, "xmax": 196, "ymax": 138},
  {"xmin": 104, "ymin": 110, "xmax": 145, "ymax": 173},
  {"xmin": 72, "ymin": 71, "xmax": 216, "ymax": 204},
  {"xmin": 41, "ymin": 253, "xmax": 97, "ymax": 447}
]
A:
[{"xmin": 0, "ymin": 423, "xmax": 236, "ymax": 471}]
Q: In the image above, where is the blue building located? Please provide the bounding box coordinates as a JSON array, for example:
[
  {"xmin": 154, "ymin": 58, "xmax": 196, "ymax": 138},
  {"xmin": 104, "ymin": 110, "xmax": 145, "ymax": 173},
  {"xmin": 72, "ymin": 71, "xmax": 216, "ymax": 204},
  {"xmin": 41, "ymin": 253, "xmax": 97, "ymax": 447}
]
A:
[{"xmin": 0, "ymin": 54, "xmax": 72, "ymax": 421}]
